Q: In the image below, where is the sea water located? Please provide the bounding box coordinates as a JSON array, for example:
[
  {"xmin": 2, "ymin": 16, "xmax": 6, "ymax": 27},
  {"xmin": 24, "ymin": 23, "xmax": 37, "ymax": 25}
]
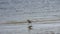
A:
[{"xmin": 0, "ymin": 0, "xmax": 60, "ymax": 34}]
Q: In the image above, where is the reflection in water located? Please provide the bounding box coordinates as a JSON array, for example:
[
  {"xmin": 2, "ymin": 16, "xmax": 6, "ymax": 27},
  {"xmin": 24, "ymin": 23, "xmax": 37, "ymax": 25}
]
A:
[{"xmin": 0, "ymin": 23, "xmax": 60, "ymax": 34}]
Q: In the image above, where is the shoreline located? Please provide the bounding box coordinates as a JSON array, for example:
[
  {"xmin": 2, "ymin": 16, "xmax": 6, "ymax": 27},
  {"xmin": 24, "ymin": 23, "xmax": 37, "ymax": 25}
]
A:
[{"xmin": 0, "ymin": 18, "xmax": 60, "ymax": 24}]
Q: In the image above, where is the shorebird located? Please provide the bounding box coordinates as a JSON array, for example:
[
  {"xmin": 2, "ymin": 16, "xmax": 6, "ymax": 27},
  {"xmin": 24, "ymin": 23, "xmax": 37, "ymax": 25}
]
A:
[
  {"xmin": 27, "ymin": 20, "xmax": 32, "ymax": 23},
  {"xmin": 27, "ymin": 20, "xmax": 32, "ymax": 30},
  {"xmin": 28, "ymin": 26, "xmax": 32, "ymax": 30}
]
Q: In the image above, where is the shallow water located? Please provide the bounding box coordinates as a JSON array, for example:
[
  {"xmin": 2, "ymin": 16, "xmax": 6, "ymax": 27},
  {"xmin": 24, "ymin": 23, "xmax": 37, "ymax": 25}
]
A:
[
  {"xmin": 0, "ymin": 23, "xmax": 60, "ymax": 34},
  {"xmin": 0, "ymin": 0, "xmax": 60, "ymax": 34}
]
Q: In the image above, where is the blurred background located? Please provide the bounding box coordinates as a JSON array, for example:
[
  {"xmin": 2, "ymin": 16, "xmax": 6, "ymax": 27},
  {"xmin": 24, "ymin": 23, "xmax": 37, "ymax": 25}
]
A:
[{"xmin": 0, "ymin": 0, "xmax": 60, "ymax": 23}]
